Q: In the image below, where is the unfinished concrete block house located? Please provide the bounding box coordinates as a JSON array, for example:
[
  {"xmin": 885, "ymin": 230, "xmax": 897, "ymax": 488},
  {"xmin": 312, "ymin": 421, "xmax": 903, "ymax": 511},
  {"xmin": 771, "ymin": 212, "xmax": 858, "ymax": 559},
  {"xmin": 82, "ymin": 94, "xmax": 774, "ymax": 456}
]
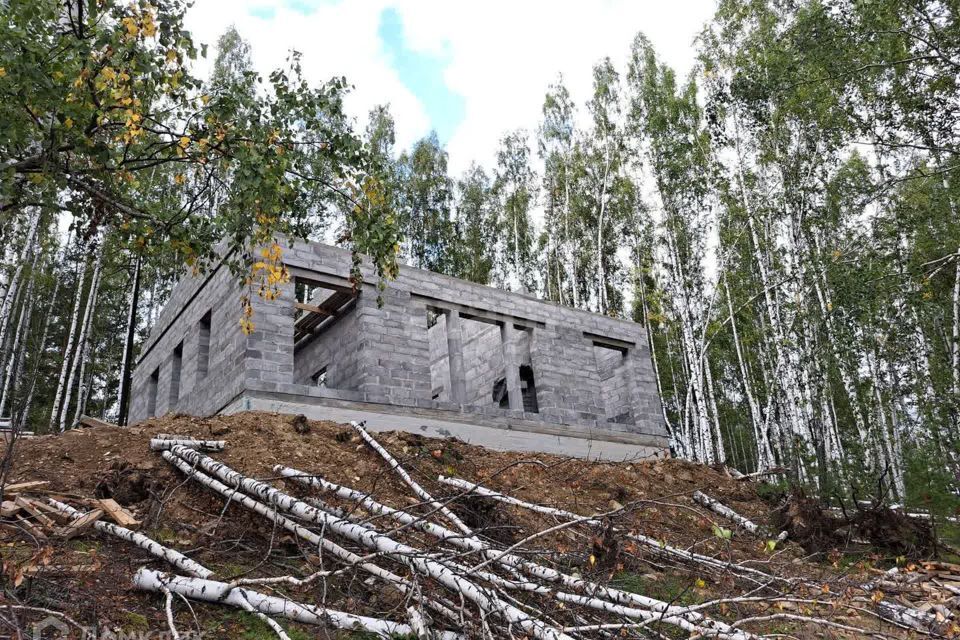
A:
[{"xmin": 130, "ymin": 241, "xmax": 669, "ymax": 459}]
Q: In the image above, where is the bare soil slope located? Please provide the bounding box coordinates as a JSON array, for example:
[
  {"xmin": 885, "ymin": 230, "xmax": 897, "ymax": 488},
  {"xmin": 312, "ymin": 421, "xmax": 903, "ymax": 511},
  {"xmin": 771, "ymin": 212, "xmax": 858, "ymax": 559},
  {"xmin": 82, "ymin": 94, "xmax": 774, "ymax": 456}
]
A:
[{"xmin": 0, "ymin": 412, "xmax": 955, "ymax": 639}]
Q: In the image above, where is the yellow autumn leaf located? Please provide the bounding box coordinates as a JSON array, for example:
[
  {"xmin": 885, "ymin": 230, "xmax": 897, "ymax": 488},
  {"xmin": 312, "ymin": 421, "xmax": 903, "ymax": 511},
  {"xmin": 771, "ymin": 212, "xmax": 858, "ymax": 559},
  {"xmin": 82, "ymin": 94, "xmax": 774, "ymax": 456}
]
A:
[
  {"xmin": 179, "ymin": 135, "xmax": 190, "ymax": 148},
  {"xmin": 695, "ymin": 578, "xmax": 706, "ymax": 588},
  {"xmin": 0, "ymin": 67, "xmax": 7, "ymax": 78},
  {"xmin": 64, "ymin": 117, "xmax": 74, "ymax": 129},
  {"xmin": 174, "ymin": 174, "xmax": 185, "ymax": 185},
  {"xmin": 122, "ymin": 16, "xmax": 139, "ymax": 36},
  {"xmin": 201, "ymin": 94, "xmax": 211, "ymax": 105}
]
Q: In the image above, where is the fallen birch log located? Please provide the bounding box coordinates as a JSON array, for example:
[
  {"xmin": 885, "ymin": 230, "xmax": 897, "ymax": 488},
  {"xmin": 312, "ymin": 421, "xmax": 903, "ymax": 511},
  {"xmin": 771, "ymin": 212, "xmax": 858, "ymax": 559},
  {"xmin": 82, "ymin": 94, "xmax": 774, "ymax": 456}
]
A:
[
  {"xmin": 166, "ymin": 446, "xmax": 574, "ymax": 640},
  {"xmin": 50, "ymin": 501, "xmax": 305, "ymax": 639},
  {"xmin": 438, "ymin": 475, "xmax": 781, "ymax": 584},
  {"xmin": 48, "ymin": 499, "xmax": 212, "ymax": 578},
  {"xmin": 149, "ymin": 438, "xmax": 225, "ymax": 451},
  {"xmin": 692, "ymin": 491, "xmax": 762, "ymax": 535},
  {"xmin": 438, "ymin": 476, "xmax": 943, "ymax": 634},
  {"xmin": 277, "ymin": 466, "xmax": 752, "ymax": 640},
  {"xmin": 351, "ymin": 422, "xmax": 474, "ymax": 538},
  {"xmin": 160, "ymin": 451, "xmax": 462, "ymax": 626},
  {"xmin": 134, "ymin": 569, "xmax": 449, "ymax": 639},
  {"xmin": 406, "ymin": 607, "xmax": 430, "ymax": 639}
]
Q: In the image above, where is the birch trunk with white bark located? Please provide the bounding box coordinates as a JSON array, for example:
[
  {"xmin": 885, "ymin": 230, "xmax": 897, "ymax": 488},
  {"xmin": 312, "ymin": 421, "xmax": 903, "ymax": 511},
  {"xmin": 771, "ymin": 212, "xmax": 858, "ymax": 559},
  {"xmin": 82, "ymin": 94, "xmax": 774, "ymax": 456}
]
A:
[
  {"xmin": 61, "ymin": 241, "xmax": 103, "ymax": 432},
  {"xmin": 135, "ymin": 569, "xmax": 456, "ymax": 639},
  {"xmin": 163, "ymin": 448, "xmax": 562, "ymax": 638},
  {"xmin": 276, "ymin": 467, "xmax": 752, "ymax": 639},
  {"xmin": 50, "ymin": 238, "xmax": 90, "ymax": 431},
  {"xmin": 0, "ymin": 210, "xmax": 40, "ymax": 382},
  {"xmin": 0, "ymin": 259, "xmax": 37, "ymax": 418}
]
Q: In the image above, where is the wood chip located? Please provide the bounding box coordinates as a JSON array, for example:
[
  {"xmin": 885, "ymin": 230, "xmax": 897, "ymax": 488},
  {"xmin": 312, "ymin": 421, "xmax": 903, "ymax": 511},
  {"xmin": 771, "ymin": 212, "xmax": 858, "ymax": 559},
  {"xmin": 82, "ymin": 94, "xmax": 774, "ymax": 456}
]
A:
[
  {"xmin": 56, "ymin": 509, "xmax": 104, "ymax": 540},
  {"xmin": 1, "ymin": 500, "xmax": 20, "ymax": 517},
  {"xmin": 24, "ymin": 564, "xmax": 100, "ymax": 576}
]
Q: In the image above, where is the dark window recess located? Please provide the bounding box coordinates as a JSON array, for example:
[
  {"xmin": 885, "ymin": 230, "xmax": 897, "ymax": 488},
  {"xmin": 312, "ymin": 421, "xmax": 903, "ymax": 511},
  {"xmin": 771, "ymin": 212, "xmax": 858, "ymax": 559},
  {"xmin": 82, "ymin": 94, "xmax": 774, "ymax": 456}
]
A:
[
  {"xmin": 198, "ymin": 310, "xmax": 212, "ymax": 378},
  {"xmin": 519, "ymin": 365, "xmax": 538, "ymax": 413},
  {"xmin": 492, "ymin": 367, "xmax": 538, "ymax": 413},
  {"xmin": 147, "ymin": 368, "xmax": 159, "ymax": 417},
  {"xmin": 169, "ymin": 342, "xmax": 183, "ymax": 408},
  {"xmin": 312, "ymin": 366, "xmax": 328, "ymax": 388},
  {"xmin": 492, "ymin": 377, "xmax": 508, "ymax": 408}
]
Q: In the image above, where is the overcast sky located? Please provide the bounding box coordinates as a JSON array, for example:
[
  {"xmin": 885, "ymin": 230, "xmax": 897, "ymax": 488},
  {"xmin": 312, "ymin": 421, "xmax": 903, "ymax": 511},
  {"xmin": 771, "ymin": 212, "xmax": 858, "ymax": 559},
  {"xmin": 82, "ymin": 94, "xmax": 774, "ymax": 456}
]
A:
[{"xmin": 184, "ymin": 0, "xmax": 718, "ymax": 175}]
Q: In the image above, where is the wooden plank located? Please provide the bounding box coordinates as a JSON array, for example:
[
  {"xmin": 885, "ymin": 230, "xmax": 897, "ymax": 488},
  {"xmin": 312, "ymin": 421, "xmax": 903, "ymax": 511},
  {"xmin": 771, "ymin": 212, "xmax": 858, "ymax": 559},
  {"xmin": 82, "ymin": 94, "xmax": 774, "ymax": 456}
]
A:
[
  {"xmin": 56, "ymin": 509, "xmax": 103, "ymax": 540},
  {"xmin": 294, "ymin": 301, "xmax": 333, "ymax": 316},
  {"xmin": 95, "ymin": 498, "xmax": 140, "ymax": 529},
  {"xmin": 31, "ymin": 500, "xmax": 73, "ymax": 524},
  {"xmin": 15, "ymin": 497, "xmax": 55, "ymax": 529},
  {"xmin": 4, "ymin": 480, "xmax": 49, "ymax": 494},
  {"xmin": 15, "ymin": 515, "xmax": 47, "ymax": 541},
  {"xmin": 78, "ymin": 415, "xmax": 116, "ymax": 429}
]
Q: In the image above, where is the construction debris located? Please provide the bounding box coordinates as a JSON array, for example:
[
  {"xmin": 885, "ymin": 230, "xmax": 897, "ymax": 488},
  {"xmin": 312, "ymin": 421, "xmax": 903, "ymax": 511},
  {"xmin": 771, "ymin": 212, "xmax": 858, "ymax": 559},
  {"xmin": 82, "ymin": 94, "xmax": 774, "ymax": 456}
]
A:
[{"xmin": 93, "ymin": 497, "xmax": 141, "ymax": 528}]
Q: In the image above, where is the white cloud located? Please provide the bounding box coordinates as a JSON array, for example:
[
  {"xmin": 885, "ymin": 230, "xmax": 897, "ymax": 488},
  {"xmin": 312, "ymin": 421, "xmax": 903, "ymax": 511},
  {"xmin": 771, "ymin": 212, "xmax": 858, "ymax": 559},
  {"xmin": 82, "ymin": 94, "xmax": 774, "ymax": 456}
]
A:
[
  {"xmin": 184, "ymin": 0, "xmax": 431, "ymax": 150},
  {"xmin": 183, "ymin": 0, "xmax": 716, "ymax": 172}
]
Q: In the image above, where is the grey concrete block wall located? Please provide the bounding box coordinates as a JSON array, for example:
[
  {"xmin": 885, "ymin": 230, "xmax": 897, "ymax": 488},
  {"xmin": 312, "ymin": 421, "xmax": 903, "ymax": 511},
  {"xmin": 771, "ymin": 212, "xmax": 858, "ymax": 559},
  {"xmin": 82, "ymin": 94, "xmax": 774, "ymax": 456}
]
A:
[
  {"xmin": 130, "ymin": 263, "xmax": 248, "ymax": 423},
  {"xmin": 130, "ymin": 239, "xmax": 668, "ymax": 450},
  {"xmin": 428, "ymin": 316, "xmax": 531, "ymax": 409},
  {"xmin": 595, "ymin": 345, "xmax": 633, "ymax": 424},
  {"xmin": 294, "ymin": 308, "xmax": 364, "ymax": 389}
]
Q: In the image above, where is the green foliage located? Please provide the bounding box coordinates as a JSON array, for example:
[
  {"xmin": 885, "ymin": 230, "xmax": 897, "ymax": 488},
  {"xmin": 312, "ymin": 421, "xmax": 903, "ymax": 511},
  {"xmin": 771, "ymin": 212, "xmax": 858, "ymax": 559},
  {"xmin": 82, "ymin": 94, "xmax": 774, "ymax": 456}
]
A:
[
  {"xmin": 494, "ymin": 130, "xmax": 538, "ymax": 291},
  {"xmin": 0, "ymin": 0, "xmax": 397, "ymax": 299},
  {"xmin": 903, "ymin": 445, "xmax": 960, "ymax": 521}
]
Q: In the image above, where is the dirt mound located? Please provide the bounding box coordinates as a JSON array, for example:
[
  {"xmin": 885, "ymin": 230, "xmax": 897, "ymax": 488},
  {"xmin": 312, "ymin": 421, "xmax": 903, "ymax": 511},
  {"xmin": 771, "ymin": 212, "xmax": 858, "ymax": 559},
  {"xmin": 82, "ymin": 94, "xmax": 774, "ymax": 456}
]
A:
[{"xmin": 0, "ymin": 412, "xmax": 952, "ymax": 638}]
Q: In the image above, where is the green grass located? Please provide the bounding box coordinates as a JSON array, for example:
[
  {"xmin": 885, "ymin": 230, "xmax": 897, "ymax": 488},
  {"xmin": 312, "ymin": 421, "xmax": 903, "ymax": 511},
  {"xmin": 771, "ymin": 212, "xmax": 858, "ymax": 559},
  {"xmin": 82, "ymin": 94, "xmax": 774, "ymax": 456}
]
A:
[
  {"xmin": 611, "ymin": 572, "xmax": 704, "ymax": 607},
  {"xmin": 119, "ymin": 611, "xmax": 149, "ymax": 633},
  {"xmin": 212, "ymin": 612, "xmax": 313, "ymax": 640}
]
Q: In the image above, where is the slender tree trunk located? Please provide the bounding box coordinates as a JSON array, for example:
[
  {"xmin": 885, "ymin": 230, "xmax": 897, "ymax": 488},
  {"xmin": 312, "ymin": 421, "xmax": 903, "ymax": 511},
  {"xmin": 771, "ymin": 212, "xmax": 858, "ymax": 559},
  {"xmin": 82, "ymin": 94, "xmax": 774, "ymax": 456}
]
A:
[
  {"xmin": 952, "ymin": 247, "xmax": 960, "ymax": 402},
  {"xmin": 118, "ymin": 254, "xmax": 142, "ymax": 426},
  {"xmin": 16, "ymin": 266, "xmax": 61, "ymax": 431},
  {"xmin": 595, "ymin": 144, "xmax": 611, "ymax": 314},
  {"xmin": 637, "ymin": 263, "xmax": 678, "ymax": 453},
  {"xmin": 723, "ymin": 272, "xmax": 772, "ymax": 470},
  {"xmin": 564, "ymin": 176, "xmax": 580, "ymax": 309},
  {"xmin": 512, "ymin": 209, "xmax": 521, "ymax": 291},
  {"xmin": 663, "ymin": 214, "xmax": 713, "ymax": 462},
  {"xmin": 62, "ymin": 242, "xmax": 103, "ymax": 432},
  {"xmin": 0, "ymin": 248, "xmax": 39, "ymax": 417},
  {"xmin": 0, "ymin": 210, "xmax": 40, "ymax": 384},
  {"xmin": 50, "ymin": 238, "xmax": 91, "ymax": 432},
  {"xmin": 732, "ymin": 113, "xmax": 814, "ymax": 477}
]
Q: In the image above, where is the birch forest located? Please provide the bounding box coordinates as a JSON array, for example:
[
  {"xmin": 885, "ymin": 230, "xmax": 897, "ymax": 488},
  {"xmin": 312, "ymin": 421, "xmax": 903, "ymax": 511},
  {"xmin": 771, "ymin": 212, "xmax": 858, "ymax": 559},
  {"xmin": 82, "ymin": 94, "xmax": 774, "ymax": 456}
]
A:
[{"xmin": 2, "ymin": 0, "xmax": 959, "ymax": 511}]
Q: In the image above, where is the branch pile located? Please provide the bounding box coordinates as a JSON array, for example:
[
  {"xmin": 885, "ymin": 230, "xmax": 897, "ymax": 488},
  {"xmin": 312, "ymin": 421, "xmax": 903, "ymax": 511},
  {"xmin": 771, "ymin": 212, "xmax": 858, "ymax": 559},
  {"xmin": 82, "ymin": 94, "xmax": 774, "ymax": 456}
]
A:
[{"xmin": 2, "ymin": 422, "xmax": 958, "ymax": 639}]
